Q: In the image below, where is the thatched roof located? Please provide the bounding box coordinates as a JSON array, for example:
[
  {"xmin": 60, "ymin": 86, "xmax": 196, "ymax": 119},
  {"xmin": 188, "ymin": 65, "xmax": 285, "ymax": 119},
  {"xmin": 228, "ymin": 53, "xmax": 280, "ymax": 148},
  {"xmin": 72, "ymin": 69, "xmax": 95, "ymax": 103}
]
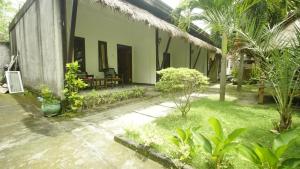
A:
[
  {"xmin": 281, "ymin": 19, "xmax": 300, "ymax": 45},
  {"xmin": 86, "ymin": 0, "xmax": 219, "ymax": 52}
]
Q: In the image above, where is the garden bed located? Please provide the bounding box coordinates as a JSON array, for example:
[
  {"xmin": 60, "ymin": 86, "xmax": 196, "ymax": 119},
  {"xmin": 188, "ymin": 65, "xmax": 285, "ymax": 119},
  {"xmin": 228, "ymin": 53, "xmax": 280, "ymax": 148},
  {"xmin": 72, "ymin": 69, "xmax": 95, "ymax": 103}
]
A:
[
  {"xmin": 81, "ymin": 86, "xmax": 161, "ymax": 110},
  {"xmin": 123, "ymin": 96, "xmax": 300, "ymax": 168}
]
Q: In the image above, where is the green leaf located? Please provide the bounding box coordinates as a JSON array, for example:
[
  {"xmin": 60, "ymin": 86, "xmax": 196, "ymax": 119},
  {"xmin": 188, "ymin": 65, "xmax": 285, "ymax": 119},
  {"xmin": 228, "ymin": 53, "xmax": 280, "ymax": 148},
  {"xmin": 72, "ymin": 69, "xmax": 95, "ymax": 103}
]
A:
[
  {"xmin": 222, "ymin": 142, "xmax": 238, "ymax": 153},
  {"xmin": 192, "ymin": 132, "xmax": 212, "ymax": 154},
  {"xmin": 170, "ymin": 136, "xmax": 180, "ymax": 147},
  {"xmin": 273, "ymin": 129, "xmax": 299, "ymax": 152},
  {"xmin": 279, "ymin": 158, "xmax": 300, "ymax": 169},
  {"xmin": 211, "ymin": 136, "xmax": 222, "ymax": 146},
  {"xmin": 226, "ymin": 128, "xmax": 246, "ymax": 144},
  {"xmin": 176, "ymin": 128, "xmax": 186, "ymax": 141},
  {"xmin": 255, "ymin": 145, "xmax": 278, "ymax": 168},
  {"xmin": 275, "ymin": 145, "xmax": 288, "ymax": 158},
  {"xmin": 237, "ymin": 144, "xmax": 261, "ymax": 165},
  {"xmin": 209, "ymin": 117, "xmax": 224, "ymax": 140}
]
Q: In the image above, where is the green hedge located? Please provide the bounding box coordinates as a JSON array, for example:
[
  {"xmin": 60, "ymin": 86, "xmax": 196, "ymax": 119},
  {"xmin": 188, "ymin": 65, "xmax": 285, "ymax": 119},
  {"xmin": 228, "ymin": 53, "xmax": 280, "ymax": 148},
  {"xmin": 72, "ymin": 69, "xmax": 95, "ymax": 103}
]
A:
[{"xmin": 83, "ymin": 87, "xmax": 146, "ymax": 109}]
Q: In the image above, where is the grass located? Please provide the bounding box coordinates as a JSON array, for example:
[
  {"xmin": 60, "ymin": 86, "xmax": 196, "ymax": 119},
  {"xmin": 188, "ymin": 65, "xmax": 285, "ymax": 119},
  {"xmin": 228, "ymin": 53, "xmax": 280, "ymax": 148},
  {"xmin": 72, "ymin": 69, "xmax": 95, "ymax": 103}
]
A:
[{"xmin": 125, "ymin": 94, "xmax": 300, "ymax": 169}]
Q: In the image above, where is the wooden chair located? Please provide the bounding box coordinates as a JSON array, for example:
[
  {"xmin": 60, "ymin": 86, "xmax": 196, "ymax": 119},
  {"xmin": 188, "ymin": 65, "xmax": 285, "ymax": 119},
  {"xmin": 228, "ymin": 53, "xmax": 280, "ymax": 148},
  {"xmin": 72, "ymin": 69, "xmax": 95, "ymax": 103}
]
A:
[
  {"xmin": 78, "ymin": 72, "xmax": 94, "ymax": 88},
  {"xmin": 103, "ymin": 68, "xmax": 123, "ymax": 87}
]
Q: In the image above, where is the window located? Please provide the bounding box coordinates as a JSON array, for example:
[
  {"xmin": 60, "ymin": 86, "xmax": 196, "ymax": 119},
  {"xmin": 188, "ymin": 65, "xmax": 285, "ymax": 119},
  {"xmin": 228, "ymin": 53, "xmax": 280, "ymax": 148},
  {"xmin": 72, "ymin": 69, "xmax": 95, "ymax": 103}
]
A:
[{"xmin": 98, "ymin": 41, "xmax": 108, "ymax": 71}]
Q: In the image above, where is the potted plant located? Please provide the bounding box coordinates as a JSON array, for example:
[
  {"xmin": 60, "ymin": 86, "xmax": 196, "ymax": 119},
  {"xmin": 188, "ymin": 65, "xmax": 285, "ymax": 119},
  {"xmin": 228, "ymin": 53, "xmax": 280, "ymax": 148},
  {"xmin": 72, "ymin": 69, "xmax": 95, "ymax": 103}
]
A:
[{"xmin": 39, "ymin": 86, "xmax": 61, "ymax": 117}]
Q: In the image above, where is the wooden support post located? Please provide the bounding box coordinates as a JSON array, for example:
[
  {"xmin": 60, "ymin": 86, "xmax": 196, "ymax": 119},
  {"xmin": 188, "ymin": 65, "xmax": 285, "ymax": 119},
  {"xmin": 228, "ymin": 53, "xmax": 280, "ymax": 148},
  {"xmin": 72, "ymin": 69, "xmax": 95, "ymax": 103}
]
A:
[
  {"xmin": 60, "ymin": 0, "xmax": 67, "ymax": 72},
  {"xmin": 258, "ymin": 80, "xmax": 264, "ymax": 104},
  {"xmin": 155, "ymin": 29, "xmax": 159, "ymax": 70},
  {"xmin": 165, "ymin": 37, "xmax": 172, "ymax": 53},
  {"xmin": 160, "ymin": 36, "xmax": 172, "ymax": 69},
  {"xmin": 237, "ymin": 54, "xmax": 245, "ymax": 91},
  {"xmin": 189, "ymin": 44, "xmax": 192, "ymax": 68},
  {"xmin": 193, "ymin": 48, "xmax": 201, "ymax": 69},
  {"xmin": 67, "ymin": 0, "xmax": 78, "ymax": 63},
  {"xmin": 207, "ymin": 52, "xmax": 209, "ymax": 75}
]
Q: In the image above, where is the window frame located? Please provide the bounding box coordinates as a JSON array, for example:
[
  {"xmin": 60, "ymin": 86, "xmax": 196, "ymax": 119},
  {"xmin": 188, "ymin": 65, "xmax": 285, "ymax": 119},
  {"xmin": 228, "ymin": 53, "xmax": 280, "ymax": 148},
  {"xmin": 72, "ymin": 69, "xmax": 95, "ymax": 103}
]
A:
[{"xmin": 98, "ymin": 41, "xmax": 108, "ymax": 71}]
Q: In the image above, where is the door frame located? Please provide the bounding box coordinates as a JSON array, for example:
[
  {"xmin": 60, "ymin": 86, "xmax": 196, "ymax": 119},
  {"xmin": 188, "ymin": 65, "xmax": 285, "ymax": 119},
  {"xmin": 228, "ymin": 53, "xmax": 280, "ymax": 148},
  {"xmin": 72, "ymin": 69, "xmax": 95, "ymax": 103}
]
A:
[
  {"xmin": 117, "ymin": 44, "xmax": 133, "ymax": 84},
  {"xmin": 74, "ymin": 36, "xmax": 86, "ymax": 72}
]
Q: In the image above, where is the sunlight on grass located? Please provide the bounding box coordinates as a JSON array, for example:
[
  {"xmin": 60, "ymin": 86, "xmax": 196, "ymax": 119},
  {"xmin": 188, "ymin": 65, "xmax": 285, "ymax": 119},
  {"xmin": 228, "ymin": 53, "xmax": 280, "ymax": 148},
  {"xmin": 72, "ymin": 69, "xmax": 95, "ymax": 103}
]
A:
[{"xmin": 125, "ymin": 98, "xmax": 300, "ymax": 169}]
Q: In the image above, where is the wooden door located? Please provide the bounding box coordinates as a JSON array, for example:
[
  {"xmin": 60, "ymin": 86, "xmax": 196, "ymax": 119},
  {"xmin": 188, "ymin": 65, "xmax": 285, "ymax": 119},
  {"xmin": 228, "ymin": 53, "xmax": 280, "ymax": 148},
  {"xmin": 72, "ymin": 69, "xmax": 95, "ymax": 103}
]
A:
[
  {"xmin": 117, "ymin": 45, "xmax": 132, "ymax": 84},
  {"xmin": 74, "ymin": 37, "xmax": 86, "ymax": 72}
]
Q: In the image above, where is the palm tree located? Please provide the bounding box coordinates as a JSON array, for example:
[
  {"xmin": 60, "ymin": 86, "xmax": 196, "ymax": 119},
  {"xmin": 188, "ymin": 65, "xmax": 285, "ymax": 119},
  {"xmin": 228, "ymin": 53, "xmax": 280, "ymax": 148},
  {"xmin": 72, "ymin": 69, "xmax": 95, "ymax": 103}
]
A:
[
  {"xmin": 173, "ymin": 0, "xmax": 259, "ymax": 101},
  {"xmin": 244, "ymin": 0, "xmax": 300, "ymax": 28},
  {"xmin": 236, "ymin": 11, "xmax": 300, "ymax": 131}
]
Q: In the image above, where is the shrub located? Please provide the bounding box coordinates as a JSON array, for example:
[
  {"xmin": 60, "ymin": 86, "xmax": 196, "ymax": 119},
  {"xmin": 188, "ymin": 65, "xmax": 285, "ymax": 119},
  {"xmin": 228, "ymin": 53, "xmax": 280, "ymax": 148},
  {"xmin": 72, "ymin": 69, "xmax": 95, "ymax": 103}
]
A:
[
  {"xmin": 63, "ymin": 62, "xmax": 87, "ymax": 113},
  {"xmin": 40, "ymin": 86, "xmax": 60, "ymax": 104},
  {"xmin": 156, "ymin": 67, "xmax": 209, "ymax": 117},
  {"xmin": 83, "ymin": 87, "xmax": 146, "ymax": 109}
]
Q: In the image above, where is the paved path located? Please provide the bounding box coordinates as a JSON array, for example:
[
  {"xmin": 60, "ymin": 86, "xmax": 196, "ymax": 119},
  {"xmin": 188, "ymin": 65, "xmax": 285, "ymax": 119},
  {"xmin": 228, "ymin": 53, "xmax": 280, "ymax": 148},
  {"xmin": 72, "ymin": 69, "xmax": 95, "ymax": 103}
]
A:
[{"xmin": 0, "ymin": 94, "xmax": 183, "ymax": 169}]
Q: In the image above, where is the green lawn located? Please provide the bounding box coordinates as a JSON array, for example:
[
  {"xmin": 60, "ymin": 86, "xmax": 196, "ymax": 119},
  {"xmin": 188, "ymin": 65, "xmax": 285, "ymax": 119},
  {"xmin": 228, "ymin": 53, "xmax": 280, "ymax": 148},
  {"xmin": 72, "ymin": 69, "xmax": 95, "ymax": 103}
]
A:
[{"xmin": 125, "ymin": 95, "xmax": 300, "ymax": 169}]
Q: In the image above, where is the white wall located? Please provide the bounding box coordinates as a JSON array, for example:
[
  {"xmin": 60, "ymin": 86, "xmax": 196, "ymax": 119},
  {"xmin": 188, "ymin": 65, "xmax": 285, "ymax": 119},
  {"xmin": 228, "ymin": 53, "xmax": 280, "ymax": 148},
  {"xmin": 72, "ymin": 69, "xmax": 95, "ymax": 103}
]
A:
[
  {"xmin": 158, "ymin": 30, "xmax": 190, "ymax": 69},
  {"xmin": 190, "ymin": 43, "xmax": 208, "ymax": 75},
  {"xmin": 158, "ymin": 30, "xmax": 208, "ymax": 75},
  {"xmin": 66, "ymin": 0, "xmax": 210, "ymax": 84},
  {"xmin": 11, "ymin": 0, "xmax": 64, "ymax": 96},
  {"xmin": 66, "ymin": 0, "xmax": 156, "ymax": 84},
  {"xmin": 0, "ymin": 43, "xmax": 10, "ymax": 80}
]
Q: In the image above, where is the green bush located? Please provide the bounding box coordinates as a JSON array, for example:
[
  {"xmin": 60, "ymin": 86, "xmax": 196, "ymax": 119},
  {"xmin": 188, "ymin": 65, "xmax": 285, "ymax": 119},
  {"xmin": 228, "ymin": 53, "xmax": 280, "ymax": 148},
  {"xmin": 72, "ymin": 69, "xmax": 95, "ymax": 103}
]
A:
[
  {"xmin": 40, "ymin": 86, "xmax": 60, "ymax": 104},
  {"xmin": 63, "ymin": 62, "xmax": 87, "ymax": 113},
  {"xmin": 83, "ymin": 87, "xmax": 146, "ymax": 109},
  {"xmin": 231, "ymin": 66, "xmax": 238, "ymax": 79},
  {"xmin": 156, "ymin": 67, "xmax": 209, "ymax": 117}
]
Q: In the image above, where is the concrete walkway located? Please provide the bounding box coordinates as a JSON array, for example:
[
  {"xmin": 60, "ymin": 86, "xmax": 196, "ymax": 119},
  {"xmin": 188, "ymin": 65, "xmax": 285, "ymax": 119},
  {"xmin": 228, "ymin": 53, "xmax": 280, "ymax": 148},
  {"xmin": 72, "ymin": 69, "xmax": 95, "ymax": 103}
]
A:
[{"xmin": 0, "ymin": 93, "xmax": 185, "ymax": 169}]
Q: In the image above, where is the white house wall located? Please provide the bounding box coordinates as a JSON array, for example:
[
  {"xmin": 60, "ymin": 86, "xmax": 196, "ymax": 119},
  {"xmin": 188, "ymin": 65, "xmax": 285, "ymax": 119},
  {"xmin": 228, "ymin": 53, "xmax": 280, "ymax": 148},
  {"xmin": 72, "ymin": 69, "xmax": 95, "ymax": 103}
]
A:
[
  {"xmin": 10, "ymin": 0, "xmax": 64, "ymax": 96},
  {"xmin": 158, "ymin": 30, "xmax": 190, "ymax": 69},
  {"xmin": 66, "ymin": 0, "xmax": 156, "ymax": 84},
  {"xmin": 190, "ymin": 43, "xmax": 208, "ymax": 75},
  {"xmin": 158, "ymin": 30, "xmax": 208, "ymax": 75},
  {"xmin": 66, "ymin": 0, "xmax": 210, "ymax": 84}
]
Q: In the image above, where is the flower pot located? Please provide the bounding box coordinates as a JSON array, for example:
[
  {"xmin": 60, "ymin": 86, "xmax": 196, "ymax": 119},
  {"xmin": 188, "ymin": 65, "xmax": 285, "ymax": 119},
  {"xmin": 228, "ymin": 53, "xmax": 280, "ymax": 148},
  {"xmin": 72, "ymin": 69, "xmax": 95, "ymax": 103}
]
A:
[{"xmin": 42, "ymin": 103, "xmax": 61, "ymax": 117}]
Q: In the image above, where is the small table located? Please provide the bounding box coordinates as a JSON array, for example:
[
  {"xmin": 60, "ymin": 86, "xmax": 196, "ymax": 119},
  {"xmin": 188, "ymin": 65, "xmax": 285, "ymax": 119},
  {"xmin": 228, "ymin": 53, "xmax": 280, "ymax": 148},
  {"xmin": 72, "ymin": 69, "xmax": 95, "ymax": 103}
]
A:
[{"xmin": 94, "ymin": 78, "xmax": 107, "ymax": 89}]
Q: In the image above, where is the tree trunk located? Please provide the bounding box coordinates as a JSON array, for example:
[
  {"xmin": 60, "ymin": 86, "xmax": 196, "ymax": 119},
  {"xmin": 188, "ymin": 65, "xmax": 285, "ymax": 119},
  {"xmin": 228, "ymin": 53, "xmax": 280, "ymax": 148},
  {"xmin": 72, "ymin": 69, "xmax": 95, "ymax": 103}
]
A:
[
  {"xmin": 237, "ymin": 54, "xmax": 245, "ymax": 91},
  {"xmin": 220, "ymin": 33, "xmax": 228, "ymax": 101},
  {"xmin": 279, "ymin": 109, "xmax": 292, "ymax": 131}
]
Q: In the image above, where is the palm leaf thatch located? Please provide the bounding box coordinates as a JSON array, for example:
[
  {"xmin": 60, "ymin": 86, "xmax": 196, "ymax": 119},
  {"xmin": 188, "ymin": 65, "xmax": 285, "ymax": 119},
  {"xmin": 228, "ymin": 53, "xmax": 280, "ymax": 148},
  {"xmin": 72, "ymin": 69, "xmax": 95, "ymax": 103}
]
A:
[{"xmin": 86, "ymin": 0, "xmax": 219, "ymax": 53}]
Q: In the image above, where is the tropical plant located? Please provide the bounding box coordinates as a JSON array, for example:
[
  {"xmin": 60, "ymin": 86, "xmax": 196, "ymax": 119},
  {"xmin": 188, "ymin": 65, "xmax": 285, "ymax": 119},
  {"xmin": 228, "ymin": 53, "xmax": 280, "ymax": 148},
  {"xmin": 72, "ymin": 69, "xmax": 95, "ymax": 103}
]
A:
[
  {"xmin": 40, "ymin": 86, "xmax": 60, "ymax": 104},
  {"xmin": 237, "ymin": 129, "xmax": 300, "ymax": 169},
  {"xmin": 242, "ymin": 0, "xmax": 300, "ymax": 28},
  {"xmin": 192, "ymin": 117, "xmax": 246, "ymax": 169},
  {"xmin": 63, "ymin": 62, "xmax": 87, "ymax": 113},
  {"xmin": 170, "ymin": 127, "xmax": 197, "ymax": 162},
  {"xmin": 173, "ymin": 0, "xmax": 260, "ymax": 101},
  {"xmin": 249, "ymin": 64, "xmax": 261, "ymax": 83},
  {"xmin": 156, "ymin": 67, "xmax": 209, "ymax": 117},
  {"xmin": 235, "ymin": 11, "xmax": 300, "ymax": 131},
  {"xmin": 0, "ymin": 0, "xmax": 14, "ymax": 41},
  {"xmin": 268, "ymin": 49, "xmax": 300, "ymax": 131}
]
